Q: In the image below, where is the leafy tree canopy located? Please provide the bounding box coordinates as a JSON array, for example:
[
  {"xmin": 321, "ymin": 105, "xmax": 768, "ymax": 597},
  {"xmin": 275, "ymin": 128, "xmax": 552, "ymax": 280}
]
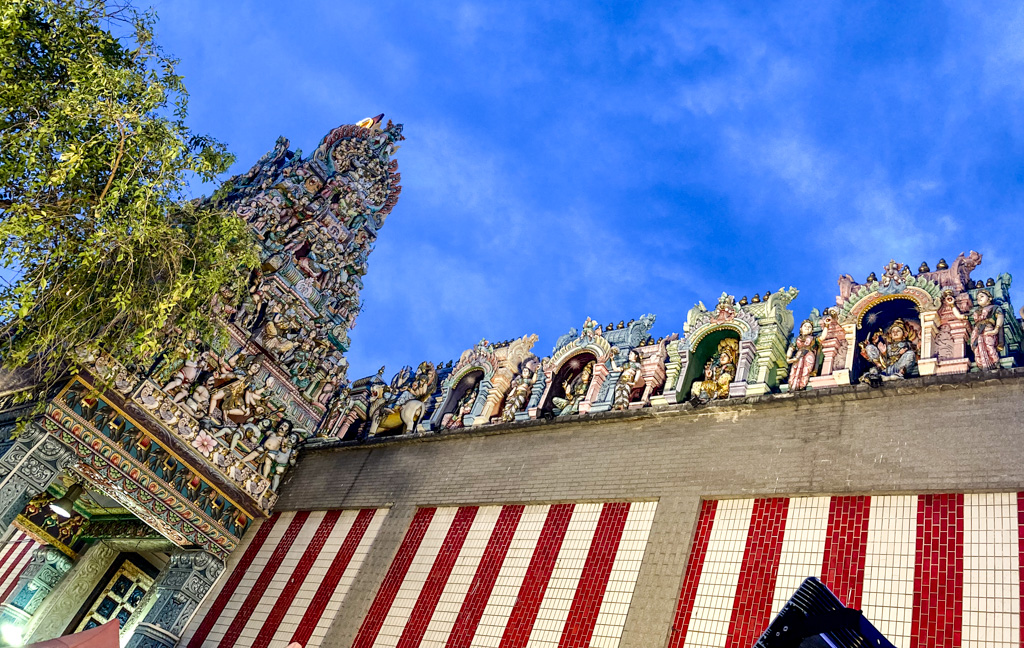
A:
[{"xmin": 0, "ymin": 0, "xmax": 257, "ymax": 381}]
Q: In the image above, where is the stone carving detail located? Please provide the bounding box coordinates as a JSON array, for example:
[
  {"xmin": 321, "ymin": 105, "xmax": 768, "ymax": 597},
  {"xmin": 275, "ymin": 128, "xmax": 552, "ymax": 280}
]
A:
[
  {"xmin": 126, "ymin": 550, "xmax": 225, "ymax": 648},
  {"xmin": 0, "ymin": 424, "xmax": 76, "ymax": 533},
  {"xmin": 46, "ymin": 117, "xmax": 405, "ymax": 539},
  {"xmin": 21, "ymin": 542, "xmax": 118, "ymax": 644},
  {"xmin": 0, "ymin": 545, "xmax": 74, "ymax": 629}
]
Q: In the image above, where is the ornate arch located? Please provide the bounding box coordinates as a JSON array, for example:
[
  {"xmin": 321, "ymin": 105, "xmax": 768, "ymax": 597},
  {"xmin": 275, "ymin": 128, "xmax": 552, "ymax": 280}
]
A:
[
  {"xmin": 842, "ymin": 287, "xmax": 940, "ymax": 329},
  {"xmin": 429, "ymin": 341, "xmax": 498, "ymax": 429}
]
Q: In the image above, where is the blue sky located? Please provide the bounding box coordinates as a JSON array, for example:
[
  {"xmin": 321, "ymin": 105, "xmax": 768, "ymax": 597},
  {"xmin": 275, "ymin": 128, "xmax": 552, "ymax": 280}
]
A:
[{"xmin": 148, "ymin": 0, "xmax": 1024, "ymax": 378}]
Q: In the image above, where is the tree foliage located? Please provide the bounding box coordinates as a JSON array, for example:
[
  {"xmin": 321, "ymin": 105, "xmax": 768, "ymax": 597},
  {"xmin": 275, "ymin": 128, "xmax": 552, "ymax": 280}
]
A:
[{"xmin": 0, "ymin": 0, "xmax": 257, "ymax": 379}]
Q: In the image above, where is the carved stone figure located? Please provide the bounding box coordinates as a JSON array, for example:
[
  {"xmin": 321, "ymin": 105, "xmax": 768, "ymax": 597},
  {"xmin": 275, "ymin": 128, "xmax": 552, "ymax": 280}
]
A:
[
  {"xmin": 859, "ymin": 318, "xmax": 919, "ymax": 382},
  {"xmin": 786, "ymin": 320, "xmax": 821, "ymax": 391},
  {"xmin": 691, "ymin": 338, "xmax": 739, "ymax": 403},
  {"xmin": 368, "ymin": 362, "xmax": 438, "ymax": 436},
  {"xmin": 182, "ymin": 376, "xmax": 215, "ymax": 417},
  {"xmin": 444, "ymin": 382, "xmax": 479, "ymax": 430},
  {"xmin": 163, "ymin": 347, "xmax": 207, "ymax": 401},
  {"xmin": 501, "ymin": 367, "xmax": 536, "ymax": 422},
  {"xmin": 240, "ymin": 419, "xmax": 294, "ymax": 483},
  {"xmin": 611, "ymin": 350, "xmax": 642, "ymax": 411},
  {"xmin": 968, "ymin": 289, "xmax": 1005, "ymax": 370},
  {"xmin": 552, "ymin": 360, "xmax": 595, "ymax": 416}
]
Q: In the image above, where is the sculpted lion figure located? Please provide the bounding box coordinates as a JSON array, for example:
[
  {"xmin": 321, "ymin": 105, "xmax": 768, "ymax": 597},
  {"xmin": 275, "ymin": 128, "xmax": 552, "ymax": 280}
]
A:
[{"xmin": 368, "ymin": 361, "xmax": 437, "ymax": 436}]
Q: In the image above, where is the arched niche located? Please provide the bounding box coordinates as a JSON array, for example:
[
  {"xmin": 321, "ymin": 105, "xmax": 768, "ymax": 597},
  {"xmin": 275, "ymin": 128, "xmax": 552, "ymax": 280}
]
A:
[
  {"xmin": 679, "ymin": 327, "xmax": 741, "ymax": 400},
  {"xmin": 852, "ymin": 296, "xmax": 922, "ymax": 383},
  {"xmin": 540, "ymin": 351, "xmax": 597, "ymax": 417},
  {"xmin": 437, "ymin": 369, "xmax": 485, "ymax": 429}
]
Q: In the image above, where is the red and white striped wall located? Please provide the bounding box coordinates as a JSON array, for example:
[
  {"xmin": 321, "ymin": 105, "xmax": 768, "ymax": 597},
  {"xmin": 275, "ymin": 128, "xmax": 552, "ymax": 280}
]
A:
[
  {"xmin": 351, "ymin": 501, "xmax": 657, "ymax": 648},
  {"xmin": 669, "ymin": 493, "xmax": 1023, "ymax": 648},
  {"xmin": 0, "ymin": 531, "xmax": 39, "ymax": 602},
  {"xmin": 181, "ymin": 509, "xmax": 387, "ymax": 648}
]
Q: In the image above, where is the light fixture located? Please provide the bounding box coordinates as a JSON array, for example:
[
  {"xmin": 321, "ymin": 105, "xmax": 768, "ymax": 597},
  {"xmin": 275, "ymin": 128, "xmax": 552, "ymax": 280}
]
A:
[{"xmin": 48, "ymin": 483, "xmax": 84, "ymax": 518}]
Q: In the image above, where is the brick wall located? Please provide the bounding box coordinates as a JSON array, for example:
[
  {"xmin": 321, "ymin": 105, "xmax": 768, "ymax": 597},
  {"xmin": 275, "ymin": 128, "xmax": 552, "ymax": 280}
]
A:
[{"xmin": 274, "ymin": 372, "xmax": 1024, "ymax": 648}]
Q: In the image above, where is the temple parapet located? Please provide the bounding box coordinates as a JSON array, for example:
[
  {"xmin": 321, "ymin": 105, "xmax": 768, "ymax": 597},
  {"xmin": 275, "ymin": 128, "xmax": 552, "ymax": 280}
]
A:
[{"xmin": 319, "ymin": 251, "xmax": 1020, "ymax": 441}]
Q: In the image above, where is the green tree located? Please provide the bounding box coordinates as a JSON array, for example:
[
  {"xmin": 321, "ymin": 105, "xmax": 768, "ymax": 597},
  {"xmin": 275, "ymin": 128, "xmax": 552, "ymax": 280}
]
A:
[{"xmin": 0, "ymin": 0, "xmax": 257, "ymax": 380}]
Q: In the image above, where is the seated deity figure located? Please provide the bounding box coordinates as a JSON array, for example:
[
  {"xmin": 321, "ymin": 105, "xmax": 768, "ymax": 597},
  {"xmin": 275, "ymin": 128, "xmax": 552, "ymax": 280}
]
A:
[
  {"xmin": 786, "ymin": 320, "xmax": 821, "ymax": 391},
  {"xmin": 968, "ymin": 290, "xmax": 1005, "ymax": 370},
  {"xmin": 444, "ymin": 382, "xmax": 480, "ymax": 430},
  {"xmin": 691, "ymin": 338, "xmax": 739, "ymax": 403},
  {"xmin": 610, "ymin": 349, "xmax": 643, "ymax": 411},
  {"xmin": 551, "ymin": 360, "xmax": 595, "ymax": 416},
  {"xmin": 858, "ymin": 318, "xmax": 919, "ymax": 382},
  {"xmin": 500, "ymin": 367, "xmax": 536, "ymax": 422}
]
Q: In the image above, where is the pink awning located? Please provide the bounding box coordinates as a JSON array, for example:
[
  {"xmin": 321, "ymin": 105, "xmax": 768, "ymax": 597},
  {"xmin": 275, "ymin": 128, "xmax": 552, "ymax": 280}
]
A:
[{"xmin": 22, "ymin": 621, "xmax": 119, "ymax": 648}]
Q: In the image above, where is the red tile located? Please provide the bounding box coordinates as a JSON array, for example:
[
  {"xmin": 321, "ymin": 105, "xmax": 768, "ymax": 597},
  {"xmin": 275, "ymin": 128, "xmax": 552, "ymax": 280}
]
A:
[
  {"xmin": 724, "ymin": 498, "xmax": 789, "ymax": 648},
  {"xmin": 667, "ymin": 500, "xmax": 718, "ymax": 648},
  {"xmin": 351, "ymin": 508, "xmax": 436, "ymax": 648}
]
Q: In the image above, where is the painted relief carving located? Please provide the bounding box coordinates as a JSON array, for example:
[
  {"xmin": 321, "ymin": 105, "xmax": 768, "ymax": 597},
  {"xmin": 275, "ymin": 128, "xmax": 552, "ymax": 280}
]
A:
[
  {"xmin": 690, "ymin": 338, "xmax": 739, "ymax": 403},
  {"xmin": 858, "ymin": 318, "xmax": 920, "ymax": 383},
  {"xmin": 551, "ymin": 359, "xmax": 595, "ymax": 416},
  {"xmin": 500, "ymin": 365, "xmax": 537, "ymax": 422},
  {"xmin": 366, "ymin": 362, "xmax": 438, "ymax": 436},
  {"xmin": 785, "ymin": 319, "xmax": 821, "ymax": 391},
  {"xmin": 967, "ymin": 290, "xmax": 1005, "ymax": 370}
]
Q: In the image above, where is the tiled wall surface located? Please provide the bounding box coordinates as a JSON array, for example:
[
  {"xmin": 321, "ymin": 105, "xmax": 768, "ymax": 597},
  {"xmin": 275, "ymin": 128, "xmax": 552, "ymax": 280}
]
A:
[
  {"xmin": 275, "ymin": 378, "xmax": 1024, "ymax": 648},
  {"xmin": 350, "ymin": 501, "xmax": 657, "ymax": 648},
  {"xmin": 669, "ymin": 493, "xmax": 1022, "ymax": 648},
  {"xmin": 180, "ymin": 509, "xmax": 387, "ymax": 648},
  {"xmin": 0, "ymin": 530, "xmax": 39, "ymax": 602}
]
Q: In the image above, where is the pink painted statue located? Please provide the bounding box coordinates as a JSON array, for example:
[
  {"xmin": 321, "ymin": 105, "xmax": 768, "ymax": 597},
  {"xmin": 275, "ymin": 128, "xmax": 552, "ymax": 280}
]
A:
[
  {"xmin": 786, "ymin": 319, "xmax": 821, "ymax": 391},
  {"xmin": 968, "ymin": 290, "xmax": 1004, "ymax": 370}
]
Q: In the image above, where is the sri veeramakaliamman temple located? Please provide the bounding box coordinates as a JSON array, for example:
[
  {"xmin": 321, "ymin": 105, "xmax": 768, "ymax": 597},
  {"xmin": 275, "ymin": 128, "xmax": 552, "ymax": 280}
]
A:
[{"xmin": 1, "ymin": 118, "xmax": 1024, "ymax": 648}]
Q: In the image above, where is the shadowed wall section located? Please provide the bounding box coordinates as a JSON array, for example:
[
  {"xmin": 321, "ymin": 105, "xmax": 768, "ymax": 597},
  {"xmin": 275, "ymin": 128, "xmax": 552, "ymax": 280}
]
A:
[{"xmin": 180, "ymin": 509, "xmax": 387, "ymax": 648}]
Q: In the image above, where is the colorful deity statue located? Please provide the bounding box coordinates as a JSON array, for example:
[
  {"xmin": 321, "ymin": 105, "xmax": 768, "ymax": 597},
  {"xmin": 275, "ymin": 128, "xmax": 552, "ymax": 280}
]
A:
[
  {"xmin": 611, "ymin": 349, "xmax": 643, "ymax": 410},
  {"xmin": 445, "ymin": 382, "xmax": 479, "ymax": 430},
  {"xmin": 858, "ymin": 318, "xmax": 919, "ymax": 382},
  {"xmin": 241, "ymin": 419, "xmax": 294, "ymax": 479},
  {"xmin": 786, "ymin": 320, "xmax": 821, "ymax": 391},
  {"xmin": 501, "ymin": 366, "xmax": 537, "ymax": 422},
  {"xmin": 552, "ymin": 360, "xmax": 595, "ymax": 416},
  {"xmin": 967, "ymin": 290, "xmax": 1005, "ymax": 370},
  {"xmin": 691, "ymin": 338, "xmax": 739, "ymax": 403}
]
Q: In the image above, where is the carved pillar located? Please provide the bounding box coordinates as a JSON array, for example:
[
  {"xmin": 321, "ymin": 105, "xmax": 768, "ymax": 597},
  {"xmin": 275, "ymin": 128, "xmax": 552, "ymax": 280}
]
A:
[
  {"xmin": 832, "ymin": 323, "xmax": 858, "ymax": 385},
  {"xmin": 22, "ymin": 542, "xmax": 119, "ymax": 644},
  {"xmin": 665, "ymin": 343, "xmax": 689, "ymax": 404},
  {"xmin": 730, "ymin": 341, "xmax": 757, "ymax": 398},
  {"xmin": 917, "ymin": 310, "xmax": 940, "ymax": 376},
  {"xmin": 529, "ymin": 366, "xmax": 554, "ymax": 419},
  {"xmin": 0, "ymin": 546, "xmax": 74, "ymax": 631},
  {"xmin": 580, "ymin": 363, "xmax": 609, "ymax": 415},
  {"xmin": 466, "ymin": 379, "xmax": 492, "ymax": 426},
  {"xmin": 477, "ymin": 370, "xmax": 512, "ymax": 425},
  {"xmin": 0, "ymin": 424, "xmax": 77, "ymax": 532},
  {"xmin": 126, "ymin": 551, "xmax": 224, "ymax": 648}
]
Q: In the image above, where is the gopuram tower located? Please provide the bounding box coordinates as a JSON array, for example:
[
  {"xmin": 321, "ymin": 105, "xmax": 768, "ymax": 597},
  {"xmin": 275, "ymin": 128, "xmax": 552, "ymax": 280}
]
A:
[{"xmin": 0, "ymin": 116, "xmax": 403, "ymax": 646}]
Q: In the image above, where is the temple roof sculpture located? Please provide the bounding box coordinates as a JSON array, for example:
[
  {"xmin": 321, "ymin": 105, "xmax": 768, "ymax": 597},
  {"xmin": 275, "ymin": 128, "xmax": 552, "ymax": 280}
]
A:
[{"xmin": 323, "ymin": 251, "xmax": 1021, "ymax": 445}]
